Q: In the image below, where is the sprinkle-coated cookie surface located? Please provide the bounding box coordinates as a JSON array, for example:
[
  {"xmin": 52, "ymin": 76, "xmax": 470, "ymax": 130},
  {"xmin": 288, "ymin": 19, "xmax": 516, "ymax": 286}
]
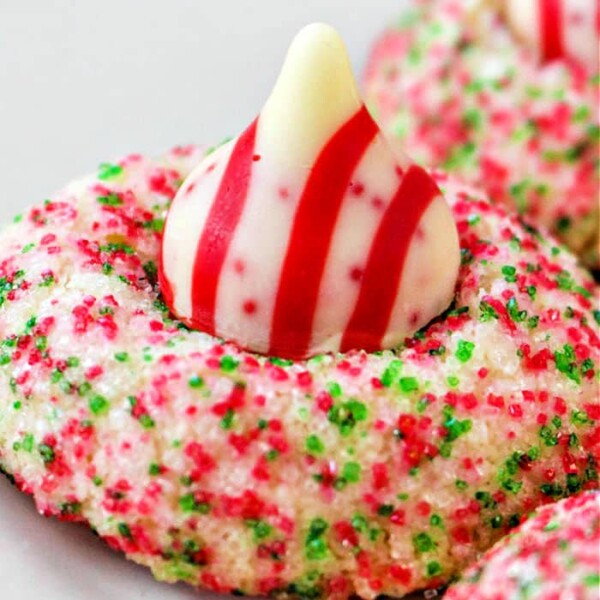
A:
[
  {"xmin": 445, "ymin": 491, "xmax": 600, "ymax": 600},
  {"xmin": 0, "ymin": 146, "xmax": 598, "ymax": 598}
]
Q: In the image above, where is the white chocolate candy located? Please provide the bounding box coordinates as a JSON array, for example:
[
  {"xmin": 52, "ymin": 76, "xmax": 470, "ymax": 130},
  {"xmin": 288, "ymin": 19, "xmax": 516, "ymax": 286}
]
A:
[
  {"xmin": 160, "ymin": 23, "xmax": 460, "ymax": 359},
  {"xmin": 504, "ymin": 0, "xmax": 599, "ymax": 69}
]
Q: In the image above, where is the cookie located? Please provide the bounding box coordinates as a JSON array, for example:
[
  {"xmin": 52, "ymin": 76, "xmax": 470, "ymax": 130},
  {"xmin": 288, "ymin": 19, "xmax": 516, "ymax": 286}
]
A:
[
  {"xmin": 0, "ymin": 148, "xmax": 597, "ymax": 598},
  {"xmin": 445, "ymin": 491, "xmax": 600, "ymax": 600},
  {"xmin": 364, "ymin": 0, "xmax": 600, "ymax": 267}
]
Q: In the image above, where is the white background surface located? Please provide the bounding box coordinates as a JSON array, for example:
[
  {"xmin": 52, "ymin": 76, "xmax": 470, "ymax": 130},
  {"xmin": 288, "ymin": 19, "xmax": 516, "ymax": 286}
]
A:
[
  {"xmin": 0, "ymin": 0, "xmax": 400, "ymax": 220},
  {"xmin": 0, "ymin": 2, "xmax": 400, "ymax": 599}
]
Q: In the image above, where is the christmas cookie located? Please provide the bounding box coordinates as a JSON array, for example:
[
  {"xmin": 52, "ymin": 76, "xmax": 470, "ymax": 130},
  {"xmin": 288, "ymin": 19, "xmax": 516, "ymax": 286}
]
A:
[
  {"xmin": 445, "ymin": 491, "xmax": 600, "ymax": 600},
  {"xmin": 0, "ymin": 23, "xmax": 598, "ymax": 600},
  {"xmin": 364, "ymin": 0, "xmax": 600, "ymax": 267}
]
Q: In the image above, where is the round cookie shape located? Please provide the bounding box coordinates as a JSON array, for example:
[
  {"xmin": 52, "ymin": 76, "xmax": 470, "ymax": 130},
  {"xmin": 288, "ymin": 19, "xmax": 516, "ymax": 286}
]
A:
[
  {"xmin": 0, "ymin": 148, "xmax": 598, "ymax": 599},
  {"xmin": 445, "ymin": 491, "xmax": 600, "ymax": 600},
  {"xmin": 160, "ymin": 24, "xmax": 460, "ymax": 360},
  {"xmin": 363, "ymin": 0, "xmax": 600, "ymax": 267}
]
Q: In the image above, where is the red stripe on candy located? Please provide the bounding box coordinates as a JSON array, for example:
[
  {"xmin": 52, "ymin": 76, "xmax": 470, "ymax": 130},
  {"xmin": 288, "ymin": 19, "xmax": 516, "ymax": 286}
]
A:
[
  {"xmin": 539, "ymin": 0, "xmax": 565, "ymax": 62},
  {"xmin": 190, "ymin": 118, "xmax": 259, "ymax": 335},
  {"xmin": 269, "ymin": 106, "xmax": 378, "ymax": 358},
  {"xmin": 340, "ymin": 165, "xmax": 440, "ymax": 353}
]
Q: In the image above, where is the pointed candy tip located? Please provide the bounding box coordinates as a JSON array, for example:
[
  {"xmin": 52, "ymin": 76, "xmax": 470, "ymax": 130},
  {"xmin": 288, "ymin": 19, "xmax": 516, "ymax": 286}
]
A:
[
  {"xmin": 281, "ymin": 22, "xmax": 353, "ymax": 77},
  {"xmin": 265, "ymin": 22, "xmax": 361, "ymax": 139},
  {"xmin": 290, "ymin": 22, "xmax": 345, "ymax": 48}
]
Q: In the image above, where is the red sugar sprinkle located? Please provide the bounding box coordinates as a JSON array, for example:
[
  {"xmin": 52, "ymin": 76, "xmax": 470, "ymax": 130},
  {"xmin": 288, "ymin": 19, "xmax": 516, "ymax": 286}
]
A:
[
  {"xmin": 416, "ymin": 501, "xmax": 431, "ymax": 516},
  {"xmin": 508, "ymin": 404, "xmax": 523, "ymax": 418},
  {"xmin": 269, "ymin": 366, "xmax": 289, "ymax": 382},
  {"xmin": 372, "ymin": 463, "xmax": 390, "ymax": 490},
  {"xmin": 390, "ymin": 509, "xmax": 406, "ymax": 526},
  {"xmin": 333, "ymin": 520, "xmax": 359, "ymax": 547},
  {"xmin": 389, "ymin": 564, "xmax": 412, "ymax": 585},
  {"xmin": 41, "ymin": 233, "xmax": 57, "ymax": 245},
  {"xmin": 451, "ymin": 526, "xmax": 471, "ymax": 544},
  {"xmin": 368, "ymin": 579, "xmax": 383, "ymax": 592},
  {"xmin": 553, "ymin": 396, "xmax": 567, "ymax": 415},
  {"xmin": 316, "ymin": 391, "xmax": 334, "ymax": 412},
  {"xmin": 85, "ymin": 365, "xmax": 103, "ymax": 380},
  {"xmin": 328, "ymin": 576, "xmax": 349, "ymax": 594},
  {"xmin": 296, "ymin": 371, "xmax": 313, "ymax": 389},
  {"xmin": 149, "ymin": 320, "xmax": 164, "ymax": 332}
]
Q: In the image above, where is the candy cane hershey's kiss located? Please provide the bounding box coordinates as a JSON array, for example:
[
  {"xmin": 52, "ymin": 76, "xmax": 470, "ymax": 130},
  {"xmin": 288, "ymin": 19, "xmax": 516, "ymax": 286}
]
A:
[
  {"xmin": 160, "ymin": 24, "xmax": 460, "ymax": 360},
  {"xmin": 504, "ymin": 0, "xmax": 600, "ymax": 68}
]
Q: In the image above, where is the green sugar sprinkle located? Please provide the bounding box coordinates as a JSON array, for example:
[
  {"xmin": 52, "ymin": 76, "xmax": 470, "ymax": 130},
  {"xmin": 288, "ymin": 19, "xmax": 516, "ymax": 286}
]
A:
[
  {"xmin": 148, "ymin": 463, "xmax": 161, "ymax": 476},
  {"xmin": 377, "ymin": 504, "xmax": 394, "ymax": 517},
  {"xmin": 98, "ymin": 163, "xmax": 123, "ymax": 180},
  {"xmin": 305, "ymin": 518, "xmax": 329, "ymax": 560},
  {"xmin": 89, "ymin": 395, "xmax": 110, "ymax": 416},
  {"xmin": 97, "ymin": 193, "xmax": 123, "ymax": 206},
  {"xmin": 447, "ymin": 375, "xmax": 460, "ymax": 388},
  {"xmin": 220, "ymin": 409, "xmax": 235, "ymax": 430},
  {"xmin": 188, "ymin": 375, "xmax": 204, "ymax": 389},
  {"xmin": 554, "ymin": 344, "xmax": 581, "ymax": 384},
  {"xmin": 22, "ymin": 434, "xmax": 34, "ymax": 453},
  {"xmin": 455, "ymin": 340, "xmax": 475, "ymax": 363},
  {"xmin": 584, "ymin": 574, "xmax": 600, "ymax": 587},
  {"xmin": 38, "ymin": 443, "xmax": 55, "ymax": 464},
  {"xmin": 430, "ymin": 514, "xmax": 444, "ymax": 528},
  {"xmin": 117, "ymin": 523, "xmax": 132, "ymax": 539},
  {"xmin": 268, "ymin": 357, "xmax": 294, "ymax": 367},
  {"xmin": 413, "ymin": 532, "xmax": 436, "ymax": 553},
  {"xmin": 139, "ymin": 414, "xmax": 155, "ymax": 429},
  {"xmin": 179, "ymin": 493, "xmax": 210, "ymax": 514},
  {"xmin": 501, "ymin": 265, "xmax": 517, "ymax": 283},
  {"xmin": 220, "ymin": 355, "xmax": 239, "ymax": 372},
  {"xmin": 305, "ymin": 435, "xmax": 325, "ymax": 455},
  {"xmin": 426, "ymin": 561, "xmax": 442, "ymax": 577},
  {"xmin": 490, "ymin": 515, "xmax": 503, "ymax": 528},
  {"xmin": 479, "ymin": 301, "xmax": 499, "ymax": 322},
  {"xmin": 327, "ymin": 400, "xmax": 368, "ymax": 436},
  {"xmin": 399, "ymin": 376, "xmax": 418, "ymax": 393},
  {"xmin": 380, "ymin": 359, "xmax": 402, "ymax": 387},
  {"xmin": 327, "ymin": 381, "xmax": 342, "ymax": 398},
  {"xmin": 341, "ymin": 461, "xmax": 361, "ymax": 483},
  {"xmin": 246, "ymin": 519, "xmax": 272, "ymax": 541}
]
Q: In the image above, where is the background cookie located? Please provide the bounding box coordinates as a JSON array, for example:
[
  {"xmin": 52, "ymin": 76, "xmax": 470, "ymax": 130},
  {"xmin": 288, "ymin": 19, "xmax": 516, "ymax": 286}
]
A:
[
  {"xmin": 364, "ymin": 0, "xmax": 600, "ymax": 268},
  {"xmin": 445, "ymin": 491, "xmax": 600, "ymax": 600}
]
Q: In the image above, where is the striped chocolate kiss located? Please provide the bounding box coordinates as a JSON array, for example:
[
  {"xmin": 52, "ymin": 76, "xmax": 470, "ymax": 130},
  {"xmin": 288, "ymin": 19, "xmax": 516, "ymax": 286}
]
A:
[
  {"xmin": 503, "ymin": 0, "xmax": 599, "ymax": 69},
  {"xmin": 160, "ymin": 23, "xmax": 460, "ymax": 360}
]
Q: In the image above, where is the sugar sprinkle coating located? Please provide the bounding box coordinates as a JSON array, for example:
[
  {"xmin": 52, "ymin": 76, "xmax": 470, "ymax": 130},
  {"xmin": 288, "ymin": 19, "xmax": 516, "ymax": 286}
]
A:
[
  {"xmin": 0, "ymin": 146, "xmax": 598, "ymax": 599},
  {"xmin": 445, "ymin": 491, "xmax": 600, "ymax": 600},
  {"xmin": 364, "ymin": 0, "xmax": 600, "ymax": 267}
]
